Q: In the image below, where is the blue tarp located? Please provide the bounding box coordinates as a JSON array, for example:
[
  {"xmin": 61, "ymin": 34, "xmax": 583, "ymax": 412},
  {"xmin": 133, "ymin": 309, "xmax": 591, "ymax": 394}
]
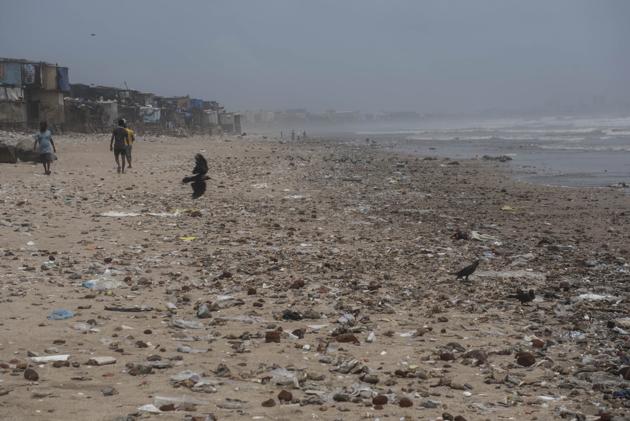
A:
[
  {"xmin": 57, "ymin": 67, "xmax": 70, "ymax": 91},
  {"xmin": 191, "ymin": 98, "xmax": 204, "ymax": 109},
  {"xmin": 140, "ymin": 106, "xmax": 161, "ymax": 123},
  {"xmin": 0, "ymin": 62, "xmax": 22, "ymax": 86}
]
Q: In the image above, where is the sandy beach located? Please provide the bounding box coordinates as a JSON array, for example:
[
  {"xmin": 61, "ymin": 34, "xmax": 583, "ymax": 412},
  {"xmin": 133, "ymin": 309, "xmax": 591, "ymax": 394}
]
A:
[{"xmin": 0, "ymin": 133, "xmax": 629, "ymax": 420}]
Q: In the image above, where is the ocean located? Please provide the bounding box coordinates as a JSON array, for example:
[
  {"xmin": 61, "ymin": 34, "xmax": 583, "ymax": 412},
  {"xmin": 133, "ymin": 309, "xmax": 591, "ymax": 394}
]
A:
[{"xmin": 349, "ymin": 115, "xmax": 630, "ymax": 188}]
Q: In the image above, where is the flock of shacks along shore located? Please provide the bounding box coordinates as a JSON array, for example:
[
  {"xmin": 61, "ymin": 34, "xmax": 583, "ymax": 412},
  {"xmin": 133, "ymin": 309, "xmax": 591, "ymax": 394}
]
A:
[{"xmin": 0, "ymin": 57, "xmax": 242, "ymax": 135}]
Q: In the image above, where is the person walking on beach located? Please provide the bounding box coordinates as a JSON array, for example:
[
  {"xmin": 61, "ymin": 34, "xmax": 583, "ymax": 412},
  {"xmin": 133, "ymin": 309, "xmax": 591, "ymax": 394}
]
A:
[
  {"xmin": 123, "ymin": 119, "xmax": 136, "ymax": 169},
  {"xmin": 110, "ymin": 119, "xmax": 129, "ymax": 173},
  {"xmin": 33, "ymin": 121, "xmax": 57, "ymax": 175}
]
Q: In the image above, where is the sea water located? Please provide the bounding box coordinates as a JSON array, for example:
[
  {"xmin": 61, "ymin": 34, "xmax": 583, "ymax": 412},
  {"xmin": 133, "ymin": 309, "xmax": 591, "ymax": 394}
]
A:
[{"xmin": 350, "ymin": 115, "xmax": 630, "ymax": 188}]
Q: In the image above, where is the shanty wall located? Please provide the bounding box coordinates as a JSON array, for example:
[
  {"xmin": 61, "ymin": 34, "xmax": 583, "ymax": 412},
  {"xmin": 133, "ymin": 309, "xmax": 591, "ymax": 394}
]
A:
[
  {"xmin": 28, "ymin": 90, "xmax": 65, "ymax": 124},
  {"xmin": 0, "ymin": 102, "xmax": 27, "ymax": 125}
]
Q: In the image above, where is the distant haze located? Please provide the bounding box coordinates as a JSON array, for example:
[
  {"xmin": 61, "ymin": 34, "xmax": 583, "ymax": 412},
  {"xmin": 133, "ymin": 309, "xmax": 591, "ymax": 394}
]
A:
[{"xmin": 1, "ymin": 0, "xmax": 629, "ymax": 114}]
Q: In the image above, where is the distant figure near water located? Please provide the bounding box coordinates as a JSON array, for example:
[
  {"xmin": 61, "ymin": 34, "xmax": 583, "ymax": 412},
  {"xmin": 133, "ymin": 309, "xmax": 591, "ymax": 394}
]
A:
[
  {"xmin": 33, "ymin": 121, "xmax": 56, "ymax": 175},
  {"xmin": 110, "ymin": 119, "xmax": 129, "ymax": 174}
]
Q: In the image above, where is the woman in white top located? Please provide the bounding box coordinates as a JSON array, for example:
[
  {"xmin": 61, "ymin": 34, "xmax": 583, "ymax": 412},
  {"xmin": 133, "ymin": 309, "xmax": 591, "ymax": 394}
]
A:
[{"xmin": 33, "ymin": 121, "xmax": 57, "ymax": 175}]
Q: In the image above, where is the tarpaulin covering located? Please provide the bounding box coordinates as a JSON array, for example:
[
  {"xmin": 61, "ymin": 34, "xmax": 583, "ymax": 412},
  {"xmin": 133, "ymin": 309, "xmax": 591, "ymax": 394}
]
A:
[
  {"xmin": 57, "ymin": 67, "xmax": 70, "ymax": 91},
  {"xmin": 4, "ymin": 87, "xmax": 24, "ymax": 101},
  {"xmin": 42, "ymin": 65, "xmax": 57, "ymax": 90},
  {"xmin": 22, "ymin": 64, "xmax": 37, "ymax": 85},
  {"xmin": 190, "ymin": 98, "xmax": 204, "ymax": 109},
  {"xmin": 0, "ymin": 62, "xmax": 22, "ymax": 86},
  {"xmin": 140, "ymin": 106, "xmax": 161, "ymax": 123}
]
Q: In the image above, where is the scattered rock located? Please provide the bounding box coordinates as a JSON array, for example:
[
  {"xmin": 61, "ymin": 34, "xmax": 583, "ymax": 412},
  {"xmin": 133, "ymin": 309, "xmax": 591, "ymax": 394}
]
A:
[
  {"xmin": 335, "ymin": 333, "xmax": 360, "ymax": 345},
  {"xmin": 101, "ymin": 386, "xmax": 118, "ymax": 396},
  {"xmin": 24, "ymin": 368, "xmax": 39, "ymax": 381},
  {"xmin": 87, "ymin": 356, "xmax": 117, "ymax": 366},
  {"xmin": 399, "ymin": 396, "xmax": 413, "ymax": 407},
  {"xmin": 197, "ymin": 303, "xmax": 211, "ymax": 319},
  {"xmin": 515, "ymin": 351, "xmax": 536, "ymax": 367},
  {"xmin": 265, "ymin": 330, "xmax": 281, "ymax": 343},
  {"xmin": 372, "ymin": 394, "xmax": 388, "ymax": 405},
  {"xmin": 277, "ymin": 389, "xmax": 293, "ymax": 402}
]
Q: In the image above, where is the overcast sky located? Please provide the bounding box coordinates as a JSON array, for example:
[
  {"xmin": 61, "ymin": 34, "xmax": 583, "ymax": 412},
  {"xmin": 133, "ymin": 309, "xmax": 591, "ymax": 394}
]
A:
[{"xmin": 1, "ymin": 0, "xmax": 629, "ymax": 113}]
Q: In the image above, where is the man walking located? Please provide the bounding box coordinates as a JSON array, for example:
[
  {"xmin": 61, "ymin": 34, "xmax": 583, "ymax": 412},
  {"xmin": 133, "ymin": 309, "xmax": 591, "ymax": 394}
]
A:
[
  {"xmin": 110, "ymin": 119, "xmax": 129, "ymax": 173},
  {"xmin": 123, "ymin": 119, "xmax": 135, "ymax": 168}
]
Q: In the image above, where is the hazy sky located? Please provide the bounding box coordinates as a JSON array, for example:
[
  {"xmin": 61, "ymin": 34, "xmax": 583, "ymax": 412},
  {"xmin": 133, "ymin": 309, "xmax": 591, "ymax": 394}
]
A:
[{"xmin": 1, "ymin": 0, "xmax": 629, "ymax": 113}]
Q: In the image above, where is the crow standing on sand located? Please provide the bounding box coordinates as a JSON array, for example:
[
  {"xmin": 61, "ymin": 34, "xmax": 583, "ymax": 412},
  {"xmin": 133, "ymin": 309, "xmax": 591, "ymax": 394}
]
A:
[
  {"xmin": 453, "ymin": 259, "xmax": 480, "ymax": 281},
  {"xmin": 509, "ymin": 288, "xmax": 536, "ymax": 304},
  {"xmin": 182, "ymin": 154, "xmax": 210, "ymax": 199}
]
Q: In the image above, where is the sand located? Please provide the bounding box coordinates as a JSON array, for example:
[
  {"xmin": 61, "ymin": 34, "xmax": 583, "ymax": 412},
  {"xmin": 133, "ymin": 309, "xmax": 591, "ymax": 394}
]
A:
[{"xmin": 0, "ymin": 133, "xmax": 628, "ymax": 420}]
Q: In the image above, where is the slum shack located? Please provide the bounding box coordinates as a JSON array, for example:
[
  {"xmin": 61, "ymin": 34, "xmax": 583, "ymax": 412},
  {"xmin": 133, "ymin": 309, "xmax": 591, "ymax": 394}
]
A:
[
  {"xmin": 64, "ymin": 98, "xmax": 118, "ymax": 132},
  {"xmin": 1, "ymin": 58, "xmax": 238, "ymax": 135},
  {"xmin": 0, "ymin": 58, "xmax": 69, "ymax": 130},
  {"xmin": 219, "ymin": 112, "xmax": 242, "ymax": 134}
]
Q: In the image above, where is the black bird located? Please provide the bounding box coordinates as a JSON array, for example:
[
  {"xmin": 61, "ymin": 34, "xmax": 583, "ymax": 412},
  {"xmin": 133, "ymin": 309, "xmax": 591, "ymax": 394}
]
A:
[
  {"xmin": 509, "ymin": 288, "xmax": 536, "ymax": 304},
  {"xmin": 453, "ymin": 259, "xmax": 480, "ymax": 281},
  {"xmin": 182, "ymin": 154, "xmax": 210, "ymax": 199}
]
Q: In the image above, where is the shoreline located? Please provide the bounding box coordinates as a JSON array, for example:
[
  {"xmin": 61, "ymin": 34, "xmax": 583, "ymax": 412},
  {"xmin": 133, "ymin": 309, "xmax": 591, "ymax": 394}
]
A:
[{"xmin": 0, "ymin": 133, "xmax": 629, "ymax": 420}]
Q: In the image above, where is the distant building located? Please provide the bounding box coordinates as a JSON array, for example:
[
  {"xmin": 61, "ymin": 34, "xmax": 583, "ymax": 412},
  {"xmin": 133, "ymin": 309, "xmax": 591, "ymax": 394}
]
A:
[
  {"xmin": 1, "ymin": 56, "xmax": 236, "ymax": 134},
  {"xmin": 0, "ymin": 57, "xmax": 69, "ymax": 129}
]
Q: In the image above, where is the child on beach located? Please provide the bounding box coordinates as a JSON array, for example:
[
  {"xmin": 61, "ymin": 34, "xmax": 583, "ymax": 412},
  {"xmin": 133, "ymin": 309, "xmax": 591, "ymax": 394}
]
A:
[{"xmin": 33, "ymin": 121, "xmax": 57, "ymax": 175}]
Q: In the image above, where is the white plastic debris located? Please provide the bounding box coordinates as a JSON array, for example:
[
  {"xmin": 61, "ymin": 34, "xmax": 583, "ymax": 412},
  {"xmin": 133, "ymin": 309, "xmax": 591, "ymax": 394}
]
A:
[
  {"xmin": 137, "ymin": 404, "xmax": 161, "ymax": 414},
  {"xmin": 269, "ymin": 368, "xmax": 300, "ymax": 388},
  {"xmin": 31, "ymin": 355, "xmax": 70, "ymax": 363},
  {"xmin": 87, "ymin": 356, "xmax": 117, "ymax": 366},
  {"xmin": 576, "ymin": 293, "xmax": 618, "ymax": 301}
]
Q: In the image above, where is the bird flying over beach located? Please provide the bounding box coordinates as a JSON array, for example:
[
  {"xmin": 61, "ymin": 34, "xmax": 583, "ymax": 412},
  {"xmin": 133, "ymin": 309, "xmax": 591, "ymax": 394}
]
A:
[
  {"xmin": 453, "ymin": 259, "xmax": 480, "ymax": 281},
  {"xmin": 182, "ymin": 154, "xmax": 210, "ymax": 199}
]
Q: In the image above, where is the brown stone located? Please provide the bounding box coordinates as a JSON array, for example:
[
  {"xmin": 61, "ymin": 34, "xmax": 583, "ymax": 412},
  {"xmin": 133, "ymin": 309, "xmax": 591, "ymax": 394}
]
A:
[
  {"xmin": 335, "ymin": 333, "xmax": 360, "ymax": 345},
  {"xmin": 531, "ymin": 338, "xmax": 545, "ymax": 348},
  {"xmin": 516, "ymin": 351, "xmax": 536, "ymax": 367},
  {"xmin": 291, "ymin": 328, "xmax": 305, "ymax": 339},
  {"xmin": 290, "ymin": 279, "xmax": 305, "ymax": 289},
  {"xmin": 372, "ymin": 394, "xmax": 388, "ymax": 405},
  {"xmin": 261, "ymin": 398, "xmax": 276, "ymax": 407},
  {"xmin": 24, "ymin": 368, "xmax": 39, "ymax": 381},
  {"xmin": 439, "ymin": 351, "xmax": 455, "ymax": 361},
  {"xmin": 265, "ymin": 330, "xmax": 281, "ymax": 343},
  {"xmin": 398, "ymin": 397, "xmax": 413, "ymax": 407},
  {"xmin": 278, "ymin": 389, "xmax": 292, "ymax": 402}
]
